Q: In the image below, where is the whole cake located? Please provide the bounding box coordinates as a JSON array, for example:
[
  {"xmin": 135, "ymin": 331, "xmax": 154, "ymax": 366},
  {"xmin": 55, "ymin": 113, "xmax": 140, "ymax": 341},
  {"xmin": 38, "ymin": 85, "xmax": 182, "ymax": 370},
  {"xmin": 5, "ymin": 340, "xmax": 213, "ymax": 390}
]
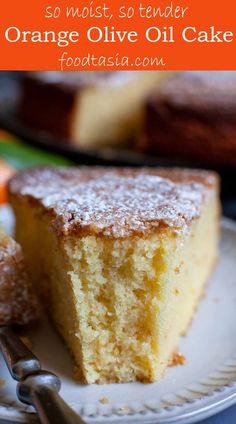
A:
[
  {"xmin": 0, "ymin": 227, "xmax": 37, "ymax": 325},
  {"xmin": 142, "ymin": 71, "xmax": 236, "ymax": 166},
  {"xmin": 8, "ymin": 166, "xmax": 220, "ymax": 383},
  {"xmin": 19, "ymin": 71, "xmax": 171, "ymax": 148}
]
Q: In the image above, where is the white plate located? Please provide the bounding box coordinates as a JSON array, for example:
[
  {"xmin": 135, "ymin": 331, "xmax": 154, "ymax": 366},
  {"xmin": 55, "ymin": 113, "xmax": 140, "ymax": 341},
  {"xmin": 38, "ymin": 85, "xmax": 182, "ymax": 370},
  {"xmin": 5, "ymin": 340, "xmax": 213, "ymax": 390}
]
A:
[{"xmin": 0, "ymin": 205, "xmax": 236, "ymax": 424}]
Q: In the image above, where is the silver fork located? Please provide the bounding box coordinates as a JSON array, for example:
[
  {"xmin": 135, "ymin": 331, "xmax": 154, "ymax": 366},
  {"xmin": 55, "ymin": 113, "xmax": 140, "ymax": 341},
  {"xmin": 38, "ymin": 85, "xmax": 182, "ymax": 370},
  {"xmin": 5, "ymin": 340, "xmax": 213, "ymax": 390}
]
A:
[{"xmin": 0, "ymin": 326, "xmax": 86, "ymax": 424}]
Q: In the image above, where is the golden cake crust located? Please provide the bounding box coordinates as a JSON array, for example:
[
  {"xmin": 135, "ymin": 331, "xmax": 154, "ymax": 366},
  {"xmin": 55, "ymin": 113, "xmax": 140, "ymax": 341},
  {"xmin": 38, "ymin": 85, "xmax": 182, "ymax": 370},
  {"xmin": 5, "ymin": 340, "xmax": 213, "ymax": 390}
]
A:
[
  {"xmin": 143, "ymin": 72, "xmax": 236, "ymax": 166},
  {"xmin": 0, "ymin": 228, "xmax": 37, "ymax": 325},
  {"xmin": 8, "ymin": 167, "xmax": 219, "ymax": 239}
]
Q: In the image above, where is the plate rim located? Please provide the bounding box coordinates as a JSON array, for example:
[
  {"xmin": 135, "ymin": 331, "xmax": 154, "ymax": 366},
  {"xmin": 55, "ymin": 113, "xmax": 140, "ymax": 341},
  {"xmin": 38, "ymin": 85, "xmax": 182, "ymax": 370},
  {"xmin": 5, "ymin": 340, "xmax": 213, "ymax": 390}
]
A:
[{"xmin": 1, "ymin": 381, "xmax": 236, "ymax": 424}]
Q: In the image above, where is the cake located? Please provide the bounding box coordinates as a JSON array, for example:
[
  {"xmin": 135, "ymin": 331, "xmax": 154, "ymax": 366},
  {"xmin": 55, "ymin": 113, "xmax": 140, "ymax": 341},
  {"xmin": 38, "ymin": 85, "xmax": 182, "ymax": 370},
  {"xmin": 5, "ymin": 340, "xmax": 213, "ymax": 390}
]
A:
[
  {"xmin": 0, "ymin": 227, "xmax": 37, "ymax": 325},
  {"xmin": 142, "ymin": 71, "xmax": 236, "ymax": 166},
  {"xmin": 18, "ymin": 71, "xmax": 171, "ymax": 148},
  {"xmin": 8, "ymin": 166, "xmax": 220, "ymax": 383}
]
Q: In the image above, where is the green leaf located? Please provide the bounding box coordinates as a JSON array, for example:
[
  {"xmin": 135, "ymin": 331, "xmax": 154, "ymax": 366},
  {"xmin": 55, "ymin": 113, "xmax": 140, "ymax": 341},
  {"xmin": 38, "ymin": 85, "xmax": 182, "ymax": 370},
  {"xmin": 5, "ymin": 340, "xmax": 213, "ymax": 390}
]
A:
[{"xmin": 0, "ymin": 139, "xmax": 72, "ymax": 170}]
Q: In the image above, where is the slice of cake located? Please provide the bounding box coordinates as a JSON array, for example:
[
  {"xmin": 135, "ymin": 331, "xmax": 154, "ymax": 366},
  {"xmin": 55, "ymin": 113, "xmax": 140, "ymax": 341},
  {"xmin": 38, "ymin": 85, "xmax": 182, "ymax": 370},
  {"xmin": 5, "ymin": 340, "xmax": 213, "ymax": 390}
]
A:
[
  {"xmin": 0, "ymin": 227, "xmax": 37, "ymax": 325},
  {"xmin": 142, "ymin": 71, "xmax": 236, "ymax": 166},
  {"xmin": 8, "ymin": 167, "xmax": 220, "ymax": 383},
  {"xmin": 18, "ymin": 71, "xmax": 171, "ymax": 148}
]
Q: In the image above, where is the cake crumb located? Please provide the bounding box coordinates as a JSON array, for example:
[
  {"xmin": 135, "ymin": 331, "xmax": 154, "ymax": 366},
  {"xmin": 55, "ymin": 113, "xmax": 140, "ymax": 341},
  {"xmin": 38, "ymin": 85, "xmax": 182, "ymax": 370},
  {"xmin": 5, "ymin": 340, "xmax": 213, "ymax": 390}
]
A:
[
  {"xmin": 175, "ymin": 288, "xmax": 180, "ymax": 295},
  {"xmin": 99, "ymin": 397, "xmax": 109, "ymax": 405},
  {"xmin": 20, "ymin": 336, "xmax": 32, "ymax": 349},
  {"xmin": 0, "ymin": 378, "xmax": 5, "ymax": 387},
  {"xmin": 170, "ymin": 353, "xmax": 186, "ymax": 367},
  {"xmin": 175, "ymin": 261, "xmax": 183, "ymax": 274},
  {"xmin": 118, "ymin": 405, "xmax": 130, "ymax": 413}
]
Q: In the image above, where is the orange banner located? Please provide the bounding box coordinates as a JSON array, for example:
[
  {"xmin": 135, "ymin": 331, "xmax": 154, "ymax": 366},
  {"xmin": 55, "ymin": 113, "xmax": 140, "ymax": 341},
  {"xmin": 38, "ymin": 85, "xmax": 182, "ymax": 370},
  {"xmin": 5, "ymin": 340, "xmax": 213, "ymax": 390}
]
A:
[{"xmin": 0, "ymin": 0, "xmax": 236, "ymax": 70}]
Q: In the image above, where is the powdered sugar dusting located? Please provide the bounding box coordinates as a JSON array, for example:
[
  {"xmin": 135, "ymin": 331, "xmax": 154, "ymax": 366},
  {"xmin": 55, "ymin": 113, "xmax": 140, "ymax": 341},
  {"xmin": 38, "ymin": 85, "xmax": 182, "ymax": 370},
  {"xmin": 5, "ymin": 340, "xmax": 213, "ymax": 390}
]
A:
[{"xmin": 9, "ymin": 167, "xmax": 214, "ymax": 238}]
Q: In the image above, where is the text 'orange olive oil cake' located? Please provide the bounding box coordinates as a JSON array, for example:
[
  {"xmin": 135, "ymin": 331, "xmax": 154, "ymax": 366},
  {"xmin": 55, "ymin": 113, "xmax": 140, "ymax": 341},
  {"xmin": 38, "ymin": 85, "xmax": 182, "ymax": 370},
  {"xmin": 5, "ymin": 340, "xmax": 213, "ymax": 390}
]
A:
[{"xmin": 8, "ymin": 167, "xmax": 220, "ymax": 384}]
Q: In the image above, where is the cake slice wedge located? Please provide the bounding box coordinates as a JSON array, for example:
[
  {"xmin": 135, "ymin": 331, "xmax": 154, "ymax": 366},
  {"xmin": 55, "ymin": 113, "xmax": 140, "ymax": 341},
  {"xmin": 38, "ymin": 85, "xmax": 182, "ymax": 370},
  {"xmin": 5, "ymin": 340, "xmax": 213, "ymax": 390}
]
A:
[
  {"xmin": 142, "ymin": 71, "xmax": 236, "ymax": 166},
  {"xmin": 8, "ymin": 167, "xmax": 220, "ymax": 383},
  {"xmin": 0, "ymin": 227, "xmax": 37, "ymax": 325},
  {"xmin": 19, "ymin": 71, "xmax": 172, "ymax": 148}
]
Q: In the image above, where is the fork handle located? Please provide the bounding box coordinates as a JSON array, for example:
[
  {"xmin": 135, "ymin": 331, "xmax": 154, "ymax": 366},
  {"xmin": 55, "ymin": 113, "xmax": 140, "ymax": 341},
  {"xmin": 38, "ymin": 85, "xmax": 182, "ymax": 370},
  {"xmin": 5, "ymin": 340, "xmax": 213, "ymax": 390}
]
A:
[
  {"xmin": 0, "ymin": 326, "xmax": 40, "ymax": 380},
  {"xmin": 17, "ymin": 372, "xmax": 86, "ymax": 424},
  {"xmin": 33, "ymin": 387, "xmax": 84, "ymax": 424},
  {"xmin": 0, "ymin": 327, "xmax": 86, "ymax": 424}
]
